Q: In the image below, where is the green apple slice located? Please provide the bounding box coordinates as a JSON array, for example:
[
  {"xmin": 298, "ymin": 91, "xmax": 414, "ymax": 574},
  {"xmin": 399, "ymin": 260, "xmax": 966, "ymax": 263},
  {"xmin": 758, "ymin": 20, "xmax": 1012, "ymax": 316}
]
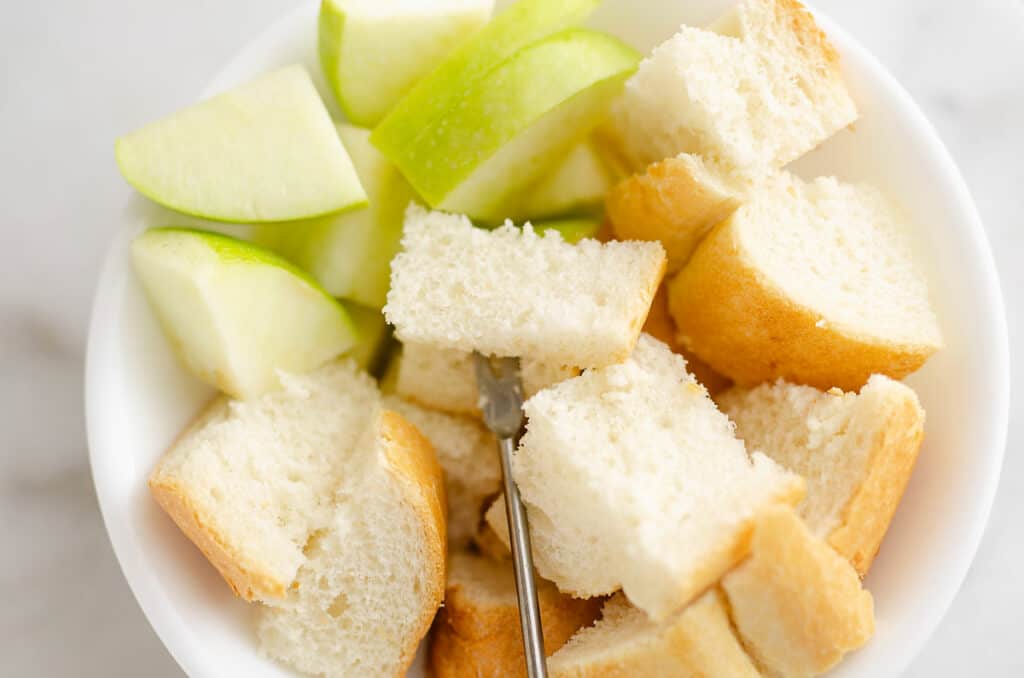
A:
[
  {"xmin": 131, "ymin": 228, "xmax": 356, "ymax": 399},
  {"xmin": 341, "ymin": 302, "xmax": 390, "ymax": 372},
  {"xmin": 407, "ymin": 30, "xmax": 638, "ymax": 220},
  {"xmin": 255, "ymin": 124, "xmax": 416, "ymax": 308},
  {"xmin": 371, "ymin": 0, "xmax": 601, "ymax": 161},
  {"xmin": 319, "ymin": 0, "xmax": 494, "ymax": 126},
  {"xmin": 533, "ymin": 217, "xmax": 602, "ymax": 244},
  {"xmin": 116, "ymin": 65, "xmax": 367, "ymax": 223},
  {"xmin": 519, "ymin": 140, "xmax": 613, "ymax": 219}
]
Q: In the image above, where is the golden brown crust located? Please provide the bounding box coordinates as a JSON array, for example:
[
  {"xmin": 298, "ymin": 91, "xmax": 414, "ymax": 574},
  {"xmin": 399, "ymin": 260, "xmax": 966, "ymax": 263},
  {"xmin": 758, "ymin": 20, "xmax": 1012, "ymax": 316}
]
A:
[
  {"xmin": 829, "ymin": 389, "xmax": 926, "ymax": 575},
  {"xmin": 550, "ymin": 590, "xmax": 760, "ymax": 678},
  {"xmin": 667, "ymin": 218, "xmax": 939, "ymax": 391},
  {"xmin": 429, "ymin": 555, "xmax": 603, "ymax": 678},
  {"xmin": 642, "ymin": 285, "xmax": 732, "ymax": 396},
  {"xmin": 607, "ymin": 155, "xmax": 744, "ymax": 272},
  {"xmin": 379, "ymin": 409, "xmax": 449, "ymax": 675},
  {"xmin": 148, "ymin": 398, "xmax": 288, "ymax": 602},
  {"xmin": 769, "ymin": 0, "xmax": 843, "ymax": 73},
  {"xmin": 722, "ymin": 506, "xmax": 874, "ymax": 677}
]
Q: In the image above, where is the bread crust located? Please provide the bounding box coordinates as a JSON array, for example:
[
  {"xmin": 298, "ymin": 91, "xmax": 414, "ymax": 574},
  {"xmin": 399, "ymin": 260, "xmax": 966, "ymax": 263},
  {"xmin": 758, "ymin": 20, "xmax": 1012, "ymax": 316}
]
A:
[
  {"xmin": 429, "ymin": 555, "xmax": 603, "ymax": 678},
  {"xmin": 607, "ymin": 155, "xmax": 744, "ymax": 272},
  {"xmin": 642, "ymin": 285, "xmax": 732, "ymax": 395},
  {"xmin": 148, "ymin": 398, "xmax": 288, "ymax": 601},
  {"xmin": 829, "ymin": 387, "xmax": 925, "ymax": 574},
  {"xmin": 379, "ymin": 409, "xmax": 449, "ymax": 676},
  {"xmin": 722, "ymin": 506, "xmax": 874, "ymax": 677},
  {"xmin": 668, "ymin": 218, "xmax": 939, "ymax": 391},
  {"xmin": 549, "ymin": 590, "xmax": 760, "ymax": 678}
]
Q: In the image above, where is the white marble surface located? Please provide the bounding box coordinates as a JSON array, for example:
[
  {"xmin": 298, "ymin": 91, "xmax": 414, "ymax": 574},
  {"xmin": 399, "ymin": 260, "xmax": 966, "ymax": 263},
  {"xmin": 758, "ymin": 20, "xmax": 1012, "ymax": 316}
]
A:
[{"xmin": 1, "ymin": 0, "xmax": 1020, "ymax": 675}]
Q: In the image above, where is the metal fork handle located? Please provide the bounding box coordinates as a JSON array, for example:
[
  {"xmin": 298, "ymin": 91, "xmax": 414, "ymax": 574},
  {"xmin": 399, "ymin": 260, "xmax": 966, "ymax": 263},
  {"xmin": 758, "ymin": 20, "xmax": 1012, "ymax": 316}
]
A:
[{"xmin": 497, "ymin": 435, "xmax": 548, "ymax": 678}]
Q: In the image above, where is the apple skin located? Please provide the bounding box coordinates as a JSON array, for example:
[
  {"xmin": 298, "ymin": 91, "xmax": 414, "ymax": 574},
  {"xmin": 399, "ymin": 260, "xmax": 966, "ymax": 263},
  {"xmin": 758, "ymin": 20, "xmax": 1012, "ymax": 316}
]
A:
[
  {"xmin": 341, "ymin": 302, "xmax": 391, "ymax": 373},
  {"xmin": 371, "ymin": 0, "xmax": 602, "ymax": 165},
  {"xmin": 116, "ymin": 65, "xmax": 366, "ymax": 224},
  {"xmin": 254, "ymin": 124, "xmax": 417, "ymax": 309},
  {"xmin": 426, "ymin": 30, "xmax": 639, "ymax": 220},
  {"xmin": 131, "ymin": 227, "xmax": 357, "ymax": 400},
  {"xmin": 533, "ymin": 217, "xmax": 602, "ymax": 244},
  {"xmin": 319, "ymin": 0, "xmax": 494, "ymax": 126}
]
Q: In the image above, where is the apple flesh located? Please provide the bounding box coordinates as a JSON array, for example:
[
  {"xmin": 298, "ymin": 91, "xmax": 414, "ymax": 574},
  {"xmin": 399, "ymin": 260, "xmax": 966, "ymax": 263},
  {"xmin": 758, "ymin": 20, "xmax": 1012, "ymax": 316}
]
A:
[
  {"xmin": 379, "ymin": 30, "xmax": 639, "ymax": 220},
  {"xmin": 519, "ymin": 140, "xmax": 613, "ymax": 219},
  {"xmin": 131, "ymin": 228, "xmax": 356, "ymax": 399},
  {"xmin": 255, "ymin": 124, "xmax": 416, "ymax": 308},
  {"xmin": 341, "ymin": 302, "xmax": 390, "ymax": 372},
  {"xmin": 319, "ymin": 0, "xmax": 494, "ymax": 126},
  {"xmin": 116, "ymin": 65, "xmax": 366, "ymax": 223},
  {"xmin": 372, "ymin": 0, "xmax": 601, "ymax": 165}
]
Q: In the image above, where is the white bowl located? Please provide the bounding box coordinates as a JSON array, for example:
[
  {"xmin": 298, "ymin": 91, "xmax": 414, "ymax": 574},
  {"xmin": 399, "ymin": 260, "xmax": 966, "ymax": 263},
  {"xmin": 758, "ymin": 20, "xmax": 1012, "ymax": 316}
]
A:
[{"xmin": 86, "ymin": 1, "xmax": 1009, "ymax": 676}]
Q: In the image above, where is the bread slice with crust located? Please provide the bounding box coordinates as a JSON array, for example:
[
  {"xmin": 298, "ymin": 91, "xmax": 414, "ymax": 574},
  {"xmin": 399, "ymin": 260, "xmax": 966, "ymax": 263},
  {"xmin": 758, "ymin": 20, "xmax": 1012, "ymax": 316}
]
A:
[
  {"xmin": 642, "ymin": 284, "xmax": 731, "ymax": 395},
  {"xmin": 148, "ymin": 360, "xmax": 379, "ymax": 601},
  {"xmin": 548, "ymin": 590, "xmax": 759, "ymax": 677},
  {"xmin": 669, "ymin": 172, "xmax": 942, "ymax": 390},
  {"xmin": 718, "ymin": 374, "xmax": 925, "ymax": 574},
  {"xmin": 385, "ymin": 205, "xmax": 665, "ymax": 369},
  {"xmin": 722, "ymin": 507, "xmax": 875, "ymax": 677},
  {"xmin": 392, "ymin": 342, "xmax": 577, "ymax": 417},
  {"xmin": 430, "ymin": 551, "xmax": 603, "ymax": 678},
  {"xmin": 258, "ymin": 408, "xmax": 446, "ymax": 677},
  {"xmin": 604, "ymin": 0, "xmax": 857, "ymax": 270},
  {"xmin": 383, "ymin": 395, "xmax": 501, "ymax": 547},
  {"xmin": 487, "ymin": 335, "xmax": 803, "ymax": 620}
]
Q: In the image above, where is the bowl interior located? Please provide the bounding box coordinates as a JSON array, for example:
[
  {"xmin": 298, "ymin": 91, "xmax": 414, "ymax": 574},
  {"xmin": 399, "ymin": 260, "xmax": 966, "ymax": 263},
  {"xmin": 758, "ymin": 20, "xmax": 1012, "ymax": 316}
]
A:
[{"xmin": 86, "ymin": 1, "xmax": 1009, "ymax": 677}]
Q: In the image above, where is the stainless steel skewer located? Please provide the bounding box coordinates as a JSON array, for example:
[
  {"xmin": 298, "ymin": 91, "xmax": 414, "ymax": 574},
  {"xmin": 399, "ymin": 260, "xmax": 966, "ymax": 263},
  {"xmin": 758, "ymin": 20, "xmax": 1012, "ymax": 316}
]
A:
[{"xmin": 473, "ymin": 352, "xmax": 547, "ymax": 678}]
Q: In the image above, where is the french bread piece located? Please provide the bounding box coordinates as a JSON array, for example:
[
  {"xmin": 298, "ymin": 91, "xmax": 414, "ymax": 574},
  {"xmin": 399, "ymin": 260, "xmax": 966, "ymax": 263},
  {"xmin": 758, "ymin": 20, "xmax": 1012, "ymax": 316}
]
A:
[
  {"xmin": 383, "ymin": 395, "xmax": 501, "ymax": 547},
  {"xmin": 605, "ymin": 0, "xmax": 857, "ymax": 269},
  {"xmin": 548, "ymin": 590, "xmax": 759, "ymax": 678},
  {"xmin": 430, "ymin": 551, "xmax": 603, "ymax": 678},
  {"xmin": 668, "ymin": 172, "xmax": 943, "ymax": 390},
  {"xmin": 393, "ymin": 342, "xmax": 577, "ymax": 417},
  {"xmin": 642, "ymin": 285, "xmax": 731, "ymax": 395},
  {"xmin": 487, "ymin": 335, "xmax": 803, "ymax": 620},
  {"xmin": 721, "ymin": 506, "xmax": 875, "ymax": 677},
  {"xmin": 259, "ymin": 408, "xmax": 446, "ymax": 678},
  {"xmin": 384, "ymin": 205, "xmax": 666, "ymax": 368},
  {"xmin": 148, "ymin": 360, "xmax": 378, "ymax": 601},
  {"xmin": 718, "ymin": 375, "xmax": 925, "ymax": 575}
]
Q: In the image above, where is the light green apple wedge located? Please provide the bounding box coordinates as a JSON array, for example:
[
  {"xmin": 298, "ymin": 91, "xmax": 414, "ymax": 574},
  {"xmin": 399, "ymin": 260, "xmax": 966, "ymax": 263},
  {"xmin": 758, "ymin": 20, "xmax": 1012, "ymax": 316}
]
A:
[
  {"xmin": 255, "ymin": 124, "xmax": 417, "ymax": 308},
  {"xmin": 387, "ymin": 30, "xmax": 638, "ymax": 220},
  {"xmin": 319, "ymin": 0, "xmax": 494, "ymax": 126},
  {"xmin": 341, "ymin": 302, "xmax": 390, "ymax": 372},
  {"xmin": 519, "ymin": 140, "xmax": 613, "ymax": 219},
  {"xmin": 371, "ymin": 0, "xmax": 601, "ymax": 161},
  {"xmin": 131, "ymin": 228, "xmax": 357, "ymax": 399},
  {"xmin": 116, "ymin": 65, "xmax": 367, "ymax": 223},
  {"xmin": 533, "ymin": 217, "xmax": 602, "ymax": 244}
]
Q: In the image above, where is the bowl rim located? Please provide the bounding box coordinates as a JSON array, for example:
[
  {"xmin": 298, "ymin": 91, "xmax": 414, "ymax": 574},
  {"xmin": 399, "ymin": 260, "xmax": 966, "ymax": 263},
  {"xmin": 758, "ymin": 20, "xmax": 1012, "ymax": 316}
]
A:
[{"xmin": 85, "ymin": 2, "xmax": 1010, "ymax": 677}]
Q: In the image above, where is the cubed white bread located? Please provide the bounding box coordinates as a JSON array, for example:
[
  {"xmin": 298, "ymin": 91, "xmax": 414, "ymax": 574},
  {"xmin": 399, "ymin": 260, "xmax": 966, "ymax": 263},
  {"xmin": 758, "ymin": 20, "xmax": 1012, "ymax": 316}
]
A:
[
  {"xmin": 609, "ymin": 0, "xmax": 856, "ymax": 172},
  {"xmin": 722, "ymin": 507, "xmax": 875, "ymax": 677},
  {"xmin": 642, "ymin": 284, "xmax": 731, "ymax": 395},
  {"xmin": 429, "ymin": 551, "xmax": 603, "ymax": 678},
  {"xmin": 548, "ymin": 590, "xmax": 759, "ymax": 678},
  {"xmin": 384, "ymin": 205, "xmax": 666, "ymax": 368},
  {"xmin": 607, "ymin": 154, "xmax": 749, "ymax": 271},
  {"xmin": 258, "ymin": 408, "xmax": 446, "ymax": 678},
  {"xmin": 718, "ymin": 375, "xmax": 925, "ymax": 574},
  {"xmin": 669, "ymin": 173, "xmax": 943, "ymax": 390},
  {"xmin": 383, "ymin": 395, "xmax": 501, "ymax": 546},
  {"xmin": 488, "ymin": 335, "xmax": 803, "ymax": 620},
  {"xmin": 148, "ymin": 360, "xmax": 378, "ymax": 601},
  {"xmin": 393, "ymin": 342, "xmax": 578, "ymax": 417}
]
